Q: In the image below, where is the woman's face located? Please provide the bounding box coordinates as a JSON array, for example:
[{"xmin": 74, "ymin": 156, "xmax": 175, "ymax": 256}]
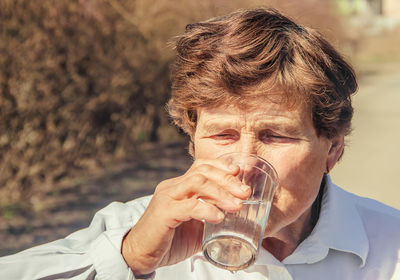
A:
[{"xmin": 193, "ymin": 99, "xmax": 343, "ymax": 239}]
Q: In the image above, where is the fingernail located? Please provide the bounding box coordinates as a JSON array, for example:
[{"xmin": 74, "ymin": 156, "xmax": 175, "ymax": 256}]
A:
[
  {"xmin": 240, "ymin": 184, "xmax": 250, "ymax": 192},
  {"xmin": 217, "ymin": 212, "xmax": 225, "ymax": 220}
]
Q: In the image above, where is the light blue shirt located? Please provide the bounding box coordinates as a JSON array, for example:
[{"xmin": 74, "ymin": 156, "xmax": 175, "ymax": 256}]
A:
[{"xmin": 1, "ymin": 176, "xmax": 400, "ymax": 279}]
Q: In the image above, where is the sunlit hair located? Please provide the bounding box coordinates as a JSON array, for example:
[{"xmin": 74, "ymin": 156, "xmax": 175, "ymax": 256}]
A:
[{"xmin": 168, "ymin": 8, "xmax": 357, "ymax": 151}]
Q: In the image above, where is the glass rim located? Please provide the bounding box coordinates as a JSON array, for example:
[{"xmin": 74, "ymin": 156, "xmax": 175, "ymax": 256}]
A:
[{"xmin": 216, "ymin": 152, "xmax": 279, "ymax": 186}]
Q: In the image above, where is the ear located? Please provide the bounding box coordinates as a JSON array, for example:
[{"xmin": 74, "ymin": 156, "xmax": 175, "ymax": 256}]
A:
[{"xmin": 326, "ymin": 134, "xmax": 345, "ymax": 173}]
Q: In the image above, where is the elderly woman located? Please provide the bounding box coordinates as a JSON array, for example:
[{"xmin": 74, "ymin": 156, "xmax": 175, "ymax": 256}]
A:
[{"xmin": 1, "ymin": 8, "xmax": 400, "ymax": 280}]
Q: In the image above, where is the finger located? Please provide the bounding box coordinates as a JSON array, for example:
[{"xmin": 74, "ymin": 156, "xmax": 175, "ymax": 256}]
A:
[
  {"xmin": 165, "ymin": 198, "xmax": 225, "ymax": 228},
  {"xmin": 154, "ymin": 174, "xmax": 244, "ymax": 212},
  {"xmin": 190, "ymin": 157, "xmax": 240, "ymax": 175},
  {"xmin": 190, "ymin": 162, "xmax": 251, "ymax": 199},
  {"xmin": 154, "ymin": 158, "xmax": 239, "ymax": 194},
  {"xmin": 169, "ymin": 175, "xmax": 243, "ymax": 212}
]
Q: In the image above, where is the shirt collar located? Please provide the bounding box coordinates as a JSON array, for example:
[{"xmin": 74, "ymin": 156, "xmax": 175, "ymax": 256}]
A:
[{"xmin": 283, "ymin": 175, "xmax": 369, "ymax": 266}]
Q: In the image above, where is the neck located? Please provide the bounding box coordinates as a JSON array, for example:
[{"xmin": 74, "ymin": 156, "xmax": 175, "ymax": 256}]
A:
[
  {"xmin": 262, "ymin": 207, "xmax": 314, "ymax": 261},
  {"xmin": 262, "ymin": 178, "xmax": 325, "ymax": 261}
]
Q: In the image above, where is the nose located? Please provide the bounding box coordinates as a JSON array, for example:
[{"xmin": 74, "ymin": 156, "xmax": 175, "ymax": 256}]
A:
[{"xmin": 235, "ymin": 131, "xmax": 258, "ymax": 155}]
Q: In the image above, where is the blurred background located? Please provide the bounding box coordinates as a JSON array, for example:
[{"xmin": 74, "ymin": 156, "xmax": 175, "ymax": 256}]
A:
[{"xmin": 1, "ymin": 0, "xmax": 399, "ymax": 256}]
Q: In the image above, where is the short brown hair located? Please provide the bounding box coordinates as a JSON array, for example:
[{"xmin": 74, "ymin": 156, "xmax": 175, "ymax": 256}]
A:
[{"xmin": 168, "ymin": 8, "xmax": 357, "ymax": 144}]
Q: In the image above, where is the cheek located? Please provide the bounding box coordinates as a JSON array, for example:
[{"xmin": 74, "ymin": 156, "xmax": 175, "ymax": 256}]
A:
[
  {"xmin": 194, "ymin": 139, "xmax": 233, "ymax": 160},
  {"xmin": 195, "ymin": 146, "xmax": 216, "ymax": 160},
  {"xmin": 267, "ymin": 145, "xmax": 326, "ymax": 212},
  {"xmin": 268, "ymin": 144, "xmax": 326, "ymax": 186}
]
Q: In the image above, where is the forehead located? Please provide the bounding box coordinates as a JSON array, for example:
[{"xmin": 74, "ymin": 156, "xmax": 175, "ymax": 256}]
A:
[{"xmin": 197, "ymin": 99, "xmax": 312, "ymax": 128}]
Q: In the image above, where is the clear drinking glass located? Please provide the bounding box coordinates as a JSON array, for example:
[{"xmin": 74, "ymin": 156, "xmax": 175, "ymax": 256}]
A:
[{"xmin": 202, "ymin": 152, "xmax": 278, "ymax": 271}]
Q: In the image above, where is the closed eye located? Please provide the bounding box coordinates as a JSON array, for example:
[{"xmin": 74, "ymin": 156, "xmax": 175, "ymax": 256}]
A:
[
  {"xmin": 259, "ymin": 130, "xmax": 293, "ymax": 143},
  {"xmin": 209, "ymin": 129, "xmax": 239, "ymax": 141}
]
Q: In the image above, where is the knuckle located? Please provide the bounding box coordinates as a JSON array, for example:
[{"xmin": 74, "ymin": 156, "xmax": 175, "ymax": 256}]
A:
[
  {"xmin": 154, "ymin": 179, "xmax": 172, "ymax": 193},
  {"xmin": 154, "ymin": 183, "xmax": 165, "ymax": 194},
  {"xmin": 189, "ymin": 174, "xmax": 207, "ymax": 186},
  {"xmin": 196, "ymin": 164, "xmax": 212, "ymax": 173}
]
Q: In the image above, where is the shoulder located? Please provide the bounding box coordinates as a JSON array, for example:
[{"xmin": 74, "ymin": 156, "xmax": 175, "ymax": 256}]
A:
[
  {"xmin": 334, "ymin": 184, "xmax": 400, "ymax": 247},
  {"xmin": 88, "ymin": 195, "xmax": 153, "ymax": 229},
  {"xmin": 342, "ymin": 189, "xmax": 400, "ymax": 275},
  {"xmin": 329, "ymin": 183, "xmax": 400, "ymax": 221},
  {"xmin": 335, "ymin": 185, "xmax": 400, "ymax": 228},
  {"xmin": 95, "ymin": 195, "xmax": 152, "ymax": 215},
  {"xmin": 330, "ymin": 183, "xmax": 400, "ymax": 274},
  {"xmin": 355, "ymin": 195, "xmax": 400, "ymax": 238},
  {"xmin": 351, "ymin": 191, "xmax": 400, "ymax": 226}
]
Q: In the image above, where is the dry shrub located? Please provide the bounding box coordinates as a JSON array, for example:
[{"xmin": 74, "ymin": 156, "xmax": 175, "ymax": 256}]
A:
[{"xmin": 0, "ymin": 0, "xmax": 170, "ymax": 209}]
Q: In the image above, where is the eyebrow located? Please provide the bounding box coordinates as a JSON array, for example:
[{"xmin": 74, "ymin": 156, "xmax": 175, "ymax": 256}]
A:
[
  {"xmin": 200, "ymin": 118, "xmax": 303, "ymax": 136},
  {"xmin": 200, "ymin": 121, "xmax": 241, "ymax": 134},
  {"xmin": 253, "ymin": 120, "xmax": 303, "ymax": 136}
]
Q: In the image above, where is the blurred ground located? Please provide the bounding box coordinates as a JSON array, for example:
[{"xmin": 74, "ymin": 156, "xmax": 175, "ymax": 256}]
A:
[
  {"xmin": 1, "ymin": 61, "xmax": 399, "ymax": 257},
  {"xmin": 0, "ymin": 141, "xmax": 192, "ymax": 256},
  {"xmin": 332, "ymin": 62, "xmax": 400, "ymax": 209}
]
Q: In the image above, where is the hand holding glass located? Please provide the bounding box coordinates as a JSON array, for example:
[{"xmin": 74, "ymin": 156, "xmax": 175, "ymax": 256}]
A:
[{"xmin": 202, "ymin": 153, "xmax": 278, "ymax": 271}]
